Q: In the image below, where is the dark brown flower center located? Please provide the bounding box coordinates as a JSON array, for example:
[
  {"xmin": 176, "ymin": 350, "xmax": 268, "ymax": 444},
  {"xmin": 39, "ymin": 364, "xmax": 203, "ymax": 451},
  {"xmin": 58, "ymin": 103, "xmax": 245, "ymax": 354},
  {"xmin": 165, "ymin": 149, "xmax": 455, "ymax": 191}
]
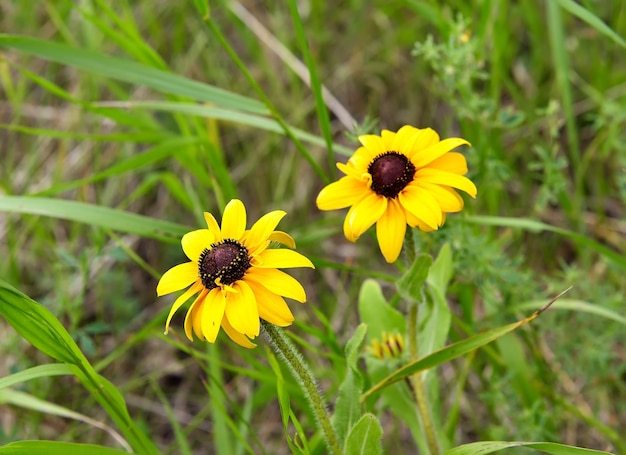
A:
[
  {"xmin": 198, "ymin": 239, "xmax": 251, "ymax": 290},
  {"xmin": 368, "ymin": 152, "xmax": 416, "ymax": 198}
]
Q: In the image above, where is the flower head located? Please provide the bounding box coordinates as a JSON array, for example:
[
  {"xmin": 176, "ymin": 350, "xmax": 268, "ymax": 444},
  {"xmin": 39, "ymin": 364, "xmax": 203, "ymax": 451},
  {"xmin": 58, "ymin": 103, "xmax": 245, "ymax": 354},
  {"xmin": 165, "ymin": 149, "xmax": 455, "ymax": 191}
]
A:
[
  {"xmin": 157, "ymin": 199, "xmax": 314, "ymax": 348},
  {"xmin": 316, "ymin": 125, "xmax": 477, "ymax": 263},
  {"xmin": 367, "ymin": 331, "xmax": 405, "ymax": 359}
]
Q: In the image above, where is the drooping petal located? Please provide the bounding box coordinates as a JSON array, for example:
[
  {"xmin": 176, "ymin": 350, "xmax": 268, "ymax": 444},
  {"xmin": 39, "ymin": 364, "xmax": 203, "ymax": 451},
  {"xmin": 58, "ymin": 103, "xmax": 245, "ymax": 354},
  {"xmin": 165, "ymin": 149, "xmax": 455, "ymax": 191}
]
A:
[
  {"xmin": 184, "ymin": 289, "xmax": 208, "ymax": 341},
  {"xmin": 245, "ymin": 210, "xmax": 286, "ymax": 253},
  {"xmin": 221, "ymin": 315, "xmax": 256, "ymax": 348},
  {"xmin": 343, "ymin": 192, "xmax": 388, "ymax": 241},
  {"xmin": 316, "ymin": 176, "xmax": 369, "ymax": 210},
  {"xmin": 375, "ymin": 199, "xmax": 407, "ymax": 263},
  {"xmin": 427, "ymin": 152, "xmax": 468, "ymax": 174},
  {"xmin": 405, "ymin": 210, "xmax": 437, "ymax": 231},
  {"xmin": 191, "ymin": 296, "xmax": 204, "ymax": 340},
  {"xmin": 399, "ymin": 185, "xmax": 443, "ymax": 229},
  {"xmin": 255, "ymin": 249, "xmax": 315, "ymax": 269},
  {"xmin": 418, "ymin": 182, "xmax": 464, "ymax": 212},
  {"xmin": 181, "ymin": 229, "xmax": 213, "ymax": 262},
  {"xmin": 164, "ymin": 281, "xmax": 203, "ymax": 334},
  {"xmin": 221, "ymin": 199, "xmax": 246, "ymax": 240},
  {"xmin": 416, "ymin": 168, "xmax": 477, "ymax": 197},
  {"xmin": 407, "ymin": 128, "xmax": 440, "ymax": 158},
  {"xmin": 268, "ymin": 231, "xmax": 296, "ymax": 249},
  {"xmin": 224, "ymin": 281, "xmax": 259, "ymax": 338},
  {"xmin": 204, "ymin": 211, "xmax": 222, "ymax": 241},
  {"xmin": 245, "ymin": 268, "xmax": 307, "ymax": 302},
  {"xmin": 201, "ymin": 288, "xmax": 226, "ymax": 343},
  {"xmin": 157, "ymin": 262, "xmax": 198, "ymax": 296},
  {"xmin": 411, "ymin": 138, "xmax": 470, "ymax": 168},
  {"xmin": 358, "ymin": 134, "xmax": 387, "ymax": 156},
  {"xmin": 251, "ymin": 281, "xmax": 294, "ymax": 327}
]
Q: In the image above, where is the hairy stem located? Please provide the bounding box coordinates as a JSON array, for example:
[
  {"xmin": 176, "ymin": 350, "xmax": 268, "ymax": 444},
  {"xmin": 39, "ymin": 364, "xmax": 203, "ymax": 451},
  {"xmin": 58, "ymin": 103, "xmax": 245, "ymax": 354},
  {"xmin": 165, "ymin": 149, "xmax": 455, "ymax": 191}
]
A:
[{"xmin": 261, "ymin": 320, "xmax": 341, "ymax": 454}]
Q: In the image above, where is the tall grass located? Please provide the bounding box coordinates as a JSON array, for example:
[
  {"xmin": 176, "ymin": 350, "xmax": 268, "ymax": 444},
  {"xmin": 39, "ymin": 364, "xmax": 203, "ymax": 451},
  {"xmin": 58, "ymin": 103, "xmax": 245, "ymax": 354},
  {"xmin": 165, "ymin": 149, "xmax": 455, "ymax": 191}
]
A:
[{"xmin": 1, "ymin": 1, "xmax": 625, "ymax": 454}]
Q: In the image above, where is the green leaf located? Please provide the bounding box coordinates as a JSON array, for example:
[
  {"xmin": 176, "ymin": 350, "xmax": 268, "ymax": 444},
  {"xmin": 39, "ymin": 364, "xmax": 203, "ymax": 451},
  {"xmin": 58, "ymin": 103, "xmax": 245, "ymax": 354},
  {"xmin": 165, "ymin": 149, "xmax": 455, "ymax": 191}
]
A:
[
  {"xmin": 362, "ymin": 290, "xmax": 567, "ymax": 401},
  {"xmin": 396, "ymin": 254, "xmax": 432, "ymax": 302},
  {"xmin": 556, "ymin": 0, "xmax": 626, "ymax": 49},
  {"xmin": 427, "ymin": 243, "xmax": 453, "ymax": 295},
  {"xmin": 0, "ymin": 364, "xmax": 74, "ymax": 390},
  {"xmin": 0, "ymin": 281, "xmax": 82, "ymax": 364},
  {"xmin": 333, "ymin": 324, "xmax": 367, "ymax": 443},
  {"xmin": 0, "ymin": 281, "xmax": 158, "ymax": 455},
  {"xmin": 95, "ymin": 101, "xmax": 354, "ymax": 156},
  {"xmin": 0, "ymin": 389, "xmax": 128, "ymax": 449},
  {"xmin": 0, "ymin": 196, "xmax": 189, "ymax": 242},
  {"xmin": 358, "ymin": 280, "xmax": 405, "ymax": 344},
  {"xmin": 0, "ymin": 34, "xmax": 267, "ymax": 114},
  {"xmin": 443, "ymin": 440, "xmax": 615, "ymax": 455},
  {"xmin": 0, "ymin": 441, "xmax": 130, "ymax": 455},
  {"xmin": 344, "ymin": 414, "xmax": 383, "ymax": 455},
  {"xmin": 515, "ymin": 299, "xmax": 626, "ymax": 325}
]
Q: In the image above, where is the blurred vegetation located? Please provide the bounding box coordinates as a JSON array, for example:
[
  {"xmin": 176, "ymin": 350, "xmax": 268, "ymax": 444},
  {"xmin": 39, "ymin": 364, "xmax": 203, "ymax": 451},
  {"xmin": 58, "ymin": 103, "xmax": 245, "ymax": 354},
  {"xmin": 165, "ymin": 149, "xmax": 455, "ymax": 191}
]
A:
[{"xmin": 1, "ymin": 0, "xmax": 625, "ymax": 453}]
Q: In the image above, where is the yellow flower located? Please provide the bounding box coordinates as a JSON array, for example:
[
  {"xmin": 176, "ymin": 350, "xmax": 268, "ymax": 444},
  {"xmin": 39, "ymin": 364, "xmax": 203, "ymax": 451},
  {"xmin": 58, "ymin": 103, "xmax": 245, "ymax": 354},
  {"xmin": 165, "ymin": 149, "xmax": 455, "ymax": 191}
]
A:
[
  {"xmin": 157, "ymin": 199, "xmax": 314, "ymax": 348},
  {"xmin": 316, "ymin": 125, "xmax": 477, "ymax": 263},
  {"xmin": 367, "ymin": 332, "xmax": 405, "ymax": 359}
]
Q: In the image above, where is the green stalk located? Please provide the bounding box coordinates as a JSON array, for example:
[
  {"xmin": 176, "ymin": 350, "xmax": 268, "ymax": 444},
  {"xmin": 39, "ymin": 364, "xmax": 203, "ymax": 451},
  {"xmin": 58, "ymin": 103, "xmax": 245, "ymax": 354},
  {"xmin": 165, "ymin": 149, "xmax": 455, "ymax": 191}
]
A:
[
  {"xmin": 202, "ymin": 14, "xmax": 330, "ymax": 184},
  {"xmin": 261, "ymin": 320, "xmax": 341, "ymax": 455},
  {"xmin": 408, "ymin": 304, "xmax": 439, "ymax": 455}
]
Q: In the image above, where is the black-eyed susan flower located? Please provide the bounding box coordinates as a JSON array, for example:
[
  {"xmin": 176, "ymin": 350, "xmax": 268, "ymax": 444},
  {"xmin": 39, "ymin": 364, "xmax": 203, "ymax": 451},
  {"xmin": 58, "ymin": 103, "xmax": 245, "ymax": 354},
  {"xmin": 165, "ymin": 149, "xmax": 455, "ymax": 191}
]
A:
[
  {"xmin": 157, "ymin": 200, "xmax": 314, "ymax": 348},
  {"xmin": 316, "ymin": 125, "xmax": 477, "ymax": 263},
  {"xmin": 367, "ymin": 331, "xmax": 405, "ymax": 359}
]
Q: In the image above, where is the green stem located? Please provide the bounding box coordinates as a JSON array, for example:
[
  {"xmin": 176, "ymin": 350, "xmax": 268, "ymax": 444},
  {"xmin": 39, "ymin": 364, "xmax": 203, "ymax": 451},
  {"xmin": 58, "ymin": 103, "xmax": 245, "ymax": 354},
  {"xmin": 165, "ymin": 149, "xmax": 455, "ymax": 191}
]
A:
[
  {"xmin": 408, "ymin": 304, "xmax": 440, "ymax": 455},
  {"xmin": 261, "ymin": 320, "xmax": 342, "ymax": 455},
  {"xmin": 403, "ymin": 227, "xmax": 416, "ymax": 265}
]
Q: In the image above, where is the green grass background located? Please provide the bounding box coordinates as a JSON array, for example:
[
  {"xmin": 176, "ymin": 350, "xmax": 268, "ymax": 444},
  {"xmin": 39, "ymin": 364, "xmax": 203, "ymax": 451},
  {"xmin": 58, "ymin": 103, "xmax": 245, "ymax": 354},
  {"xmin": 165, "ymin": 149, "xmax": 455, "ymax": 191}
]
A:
[{"xmin": 1, "ymin": 0, "xmax": 625, "ymax": 453}]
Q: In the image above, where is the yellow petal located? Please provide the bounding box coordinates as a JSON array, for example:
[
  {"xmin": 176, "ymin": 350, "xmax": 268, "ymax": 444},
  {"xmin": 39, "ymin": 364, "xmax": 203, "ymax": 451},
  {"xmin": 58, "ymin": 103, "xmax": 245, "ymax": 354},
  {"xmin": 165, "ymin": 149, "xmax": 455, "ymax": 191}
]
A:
[
  {"xmin": 407, "ymin": 128, "xmax": 440, "ymax": 158},
  {"xmin": 337, "ymin": 161, "xmax": 370, "ymax": 180},
  {"xmin": 375, "ymin": 199, "xmax": 406, "ymax": 263},
  {"xmin": 316, "ymin": 176, "xmax": 369, "ymax": 211},
  {"xmin": 157, "ymin": 262, "xmax": 198, "ymax": 296},
  {"xmin": 399, "ymin": 185, "xmax": 443, "ymax": 229},
  {"xmin": 381, "ymin": 129, "xmax": 396, "ymax": 150},
  {"xmin": 184, "ymin": 289, "xmax": 207, "ymax": 341},
  {"xmin": 245, "ymin": 210, "xmax": 287, "ymax": 252},
  {"xmin": 416, "ymin": 168, "xmax": 477, "ymax": 197},
  {"xmin": 390, "ymin": 125, "xmax": 420, "ymax": 152},
  {"xmin": 181, "ymin": 229, "xmax": 213, "ymax": 262},
  {"xmin": 255, "ymin": 248, "xmax": 314, "ymax": 268},
  {"xmin": 268, "ymin": 231, "xmax": 296, "ymax": 249},
  {"xmin": 245, "ymin": 268, "xmax": 307, "ymax": 302},
  {"xmin": 204, "ymin": 211, "xmax": 222, "ymax": 241},
  {"xmin": 405, "ymin": 210, "xmax": 436, "ymax": 231},
  {"xmin": 358, "ymin": 134, "xmax": 387, "ymax": 156},
  {"xmin": 191, "ymin": 293, "xmax": 205, "ymax": 340},
  {"xmin": 347, "ymin": 146, "xmax": 378, "ymax": 171},
  {"xmin": 427, "ymin": 152, "xmax": 468, "ymax": 174},
  {"xmin": 411, "ymin": 138, "xmax": 470, "ymax": 168},
  {"xmin": 343, "ymin": 192, "xmax": 387, "ymax": 241},
  {"xmin": 221, "ymin": 314, "xmax": 256, "ymax": 348},
  {"xmin": 224, "ymin": 280, "xmax": 259, "ymax": 338},
  {"xmin": 418, "ymin": 183, "xmax": 464, "ymax": 212},
  {"xmin": 221, "ymin": 199, "xmax": 246, "ymax": 240},
  {"xmin": 201, "ymin": 288, "xmax": 226, "ymax": 343},
  {"xmin": 164, "ymin": 281, "xmax": 203, "ymax": 334},
  {"xmin": 251, "ymin": 282, "xmax": 294, "ymax": 327}
]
